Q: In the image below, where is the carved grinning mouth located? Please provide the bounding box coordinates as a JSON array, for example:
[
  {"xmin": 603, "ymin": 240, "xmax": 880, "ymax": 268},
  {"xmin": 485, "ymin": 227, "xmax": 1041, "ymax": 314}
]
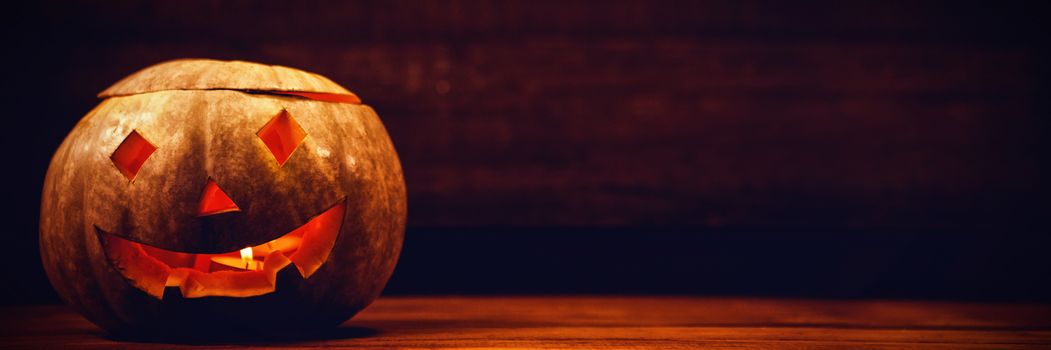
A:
[{"xmin": 97, "ymin": 200, "xmax": 346, "ymax": 300}]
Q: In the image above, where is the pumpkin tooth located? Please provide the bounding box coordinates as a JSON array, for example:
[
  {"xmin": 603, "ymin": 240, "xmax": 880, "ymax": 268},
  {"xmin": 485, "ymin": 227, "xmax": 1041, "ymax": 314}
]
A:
[
  {"xmin": 288, "ymin": 200, "xmax": 346, "ymax": 278},
  {"xmin": 96, "ymin": 228, "xmax": 170, "ymax": 299}
]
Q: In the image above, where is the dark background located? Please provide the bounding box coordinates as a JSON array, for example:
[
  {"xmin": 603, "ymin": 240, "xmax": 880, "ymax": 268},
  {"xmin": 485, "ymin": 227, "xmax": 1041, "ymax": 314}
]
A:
[{"xmin": 2, "ymin": 0, "xmax": 1048, "ymax": 304}]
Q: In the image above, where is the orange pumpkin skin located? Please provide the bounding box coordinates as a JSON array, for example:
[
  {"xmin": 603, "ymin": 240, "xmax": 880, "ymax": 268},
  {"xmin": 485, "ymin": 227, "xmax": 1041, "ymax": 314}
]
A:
[{"xmin": 39, "ymin": 59, "xmax": 406, "ymax": 336}]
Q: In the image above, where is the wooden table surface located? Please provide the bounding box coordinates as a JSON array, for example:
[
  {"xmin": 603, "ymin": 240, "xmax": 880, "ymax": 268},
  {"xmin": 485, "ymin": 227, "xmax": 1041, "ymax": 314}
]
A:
[{"xmin": 2, "ymin": 296, "xmax": 1050, "ymax": 349}]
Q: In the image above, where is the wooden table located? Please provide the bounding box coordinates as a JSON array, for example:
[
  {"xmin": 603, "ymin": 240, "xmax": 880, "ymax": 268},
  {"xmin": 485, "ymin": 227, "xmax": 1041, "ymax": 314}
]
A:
[{"xmin": 2, "ymin": 297, "xmax": 1050, "ymax": 349}]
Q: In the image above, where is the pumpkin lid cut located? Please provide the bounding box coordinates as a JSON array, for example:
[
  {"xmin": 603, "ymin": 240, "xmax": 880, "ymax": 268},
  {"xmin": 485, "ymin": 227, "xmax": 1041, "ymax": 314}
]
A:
[{"xmin": 98, "ymin": 59, "xmax": 361, "ymax": 103}]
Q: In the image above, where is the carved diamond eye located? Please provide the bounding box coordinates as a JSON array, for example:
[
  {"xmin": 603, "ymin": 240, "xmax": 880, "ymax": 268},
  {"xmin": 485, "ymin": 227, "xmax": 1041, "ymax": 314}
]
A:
[
  {"xmin": 111, "ymin": 130, "xmax": 156, "ymax": 181},
  {"xmin": 257, "ymin": 109, "xmax": 306, "ymax": 166}
]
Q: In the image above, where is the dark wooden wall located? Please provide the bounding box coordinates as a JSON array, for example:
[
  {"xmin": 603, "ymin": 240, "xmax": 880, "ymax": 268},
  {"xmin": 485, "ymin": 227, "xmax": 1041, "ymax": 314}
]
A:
[{"xmin": 4, "ymin": 1, "xmax": 1048, "ymax": 302}]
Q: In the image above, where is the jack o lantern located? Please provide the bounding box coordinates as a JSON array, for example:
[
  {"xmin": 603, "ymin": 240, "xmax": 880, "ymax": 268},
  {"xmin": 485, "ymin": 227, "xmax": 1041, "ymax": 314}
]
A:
[{"xmin": 39, "ymin": 59, "xmax": 406, "ymax": 336}]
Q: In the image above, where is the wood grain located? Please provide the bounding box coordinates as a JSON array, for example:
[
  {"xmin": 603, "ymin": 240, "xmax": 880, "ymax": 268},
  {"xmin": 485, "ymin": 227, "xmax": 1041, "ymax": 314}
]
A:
[{"xmin": 2, "ymin": 297, "xmax": 1049, "ymax": 349}]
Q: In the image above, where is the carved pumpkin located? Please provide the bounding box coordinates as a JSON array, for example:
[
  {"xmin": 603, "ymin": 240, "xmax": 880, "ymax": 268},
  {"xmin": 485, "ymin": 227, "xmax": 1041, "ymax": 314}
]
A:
[{"xmin": 39, "ymin": 59, "xmax": 406, "ymax": 336}]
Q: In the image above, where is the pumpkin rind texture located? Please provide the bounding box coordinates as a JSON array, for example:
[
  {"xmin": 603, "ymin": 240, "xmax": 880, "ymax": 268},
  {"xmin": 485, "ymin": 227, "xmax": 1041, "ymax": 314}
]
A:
[{"xmin": 39, "ymin": 59, "xmax": 406, "ymax": 336}]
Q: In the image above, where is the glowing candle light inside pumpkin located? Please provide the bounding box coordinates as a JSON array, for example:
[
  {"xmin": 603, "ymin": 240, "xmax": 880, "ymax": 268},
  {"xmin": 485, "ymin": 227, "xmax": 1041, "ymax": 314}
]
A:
[
  {"xmin": 211, "ymin": 247, "xmax": 262, "ymax": 271},
  {"xmin": 240, "ymin": 247, "xmax": 253, "ymax": 270}
]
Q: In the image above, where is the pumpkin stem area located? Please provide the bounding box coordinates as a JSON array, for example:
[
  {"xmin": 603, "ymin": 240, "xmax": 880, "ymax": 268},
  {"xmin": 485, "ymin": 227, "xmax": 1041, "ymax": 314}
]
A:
[{"xmin": 97, "ymin": 201, "xmax": 345, "ymax": 299}]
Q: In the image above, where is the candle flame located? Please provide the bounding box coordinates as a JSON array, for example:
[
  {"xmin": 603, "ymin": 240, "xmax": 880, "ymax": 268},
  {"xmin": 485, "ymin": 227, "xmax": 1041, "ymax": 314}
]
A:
[{"xmin": 240, "ymin": 247, "xmax": 253, "ymax": 269}]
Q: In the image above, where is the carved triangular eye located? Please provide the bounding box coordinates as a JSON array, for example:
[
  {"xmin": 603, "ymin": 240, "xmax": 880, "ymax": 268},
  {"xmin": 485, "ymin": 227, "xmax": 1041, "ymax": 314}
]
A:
[
  {"xmin": 197, "ymin": 179, "xmax": 240, "ymax": 216},
  {"xmin": 257, "ymin": 109, "xmax": 307, "ymax": 166},
  {"xmin": 111, "ymin": 130, "xmax": 156, "ymax": 181}
]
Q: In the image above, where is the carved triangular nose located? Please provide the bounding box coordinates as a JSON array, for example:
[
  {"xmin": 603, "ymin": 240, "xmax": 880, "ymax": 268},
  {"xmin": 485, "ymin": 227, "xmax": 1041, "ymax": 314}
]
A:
[{"xmin": 197, "ymin": 178, "xmax": 240, "ymax": 216}]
